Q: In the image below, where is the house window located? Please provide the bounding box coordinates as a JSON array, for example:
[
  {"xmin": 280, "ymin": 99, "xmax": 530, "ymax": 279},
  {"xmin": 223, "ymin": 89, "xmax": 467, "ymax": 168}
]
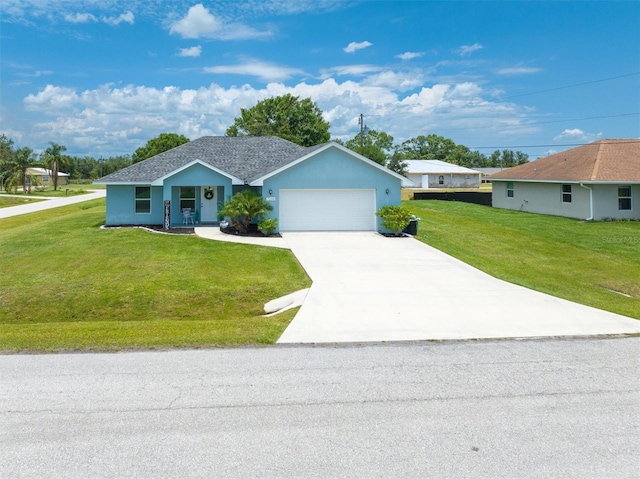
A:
[
  {"xmin": 506, "ymin": 182, "xmax": 514, "ymax": 198},
  {"xmin": 135, "ymin": 187, "xmax": 151, "ymax": 214},
  {"xmin": 180, "ymin": 186, "xmax": 196, "ymax": 211},
  {"xmin": 438, "ymin": 176, "xmax": 444, "ymax": 185},
  {"xmin": 618, "ymin": 186, "xmax": 632, "ymax": 210},
  {"xmin": 562, "ymin": 184, "xmax": 572, "ymax": 203}
]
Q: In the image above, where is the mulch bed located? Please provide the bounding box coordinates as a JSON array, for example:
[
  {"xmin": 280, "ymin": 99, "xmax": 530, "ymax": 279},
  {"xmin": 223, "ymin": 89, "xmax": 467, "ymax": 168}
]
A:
[
  {"xmin": 101, "ymin": 225, "xmax": 195, "ymax": 235},
  {"xmin": 221, "ymin": 226, "xmax": 282, "ymax": 238}
]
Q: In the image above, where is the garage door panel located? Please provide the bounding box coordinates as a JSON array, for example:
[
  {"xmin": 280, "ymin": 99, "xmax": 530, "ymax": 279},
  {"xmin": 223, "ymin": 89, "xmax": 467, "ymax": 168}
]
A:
[{"xmin": 280, "ymin": 189, "xmax": 376, "ymax": 231}]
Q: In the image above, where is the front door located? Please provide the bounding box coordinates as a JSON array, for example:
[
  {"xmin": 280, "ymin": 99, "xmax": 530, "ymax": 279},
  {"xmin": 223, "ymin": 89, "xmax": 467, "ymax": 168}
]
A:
[{"xmin": 200, "ymin": 186, "xmax": 218, "ymax": 223}]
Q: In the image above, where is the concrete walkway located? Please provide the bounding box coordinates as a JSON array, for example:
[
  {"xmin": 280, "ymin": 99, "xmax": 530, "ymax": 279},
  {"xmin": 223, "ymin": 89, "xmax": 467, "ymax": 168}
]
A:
[
  {"xmin": 0, "ymin": 190, "xmax": 106, "ymax": 219},
  {"xmin": 195, "ymin": 226, "xmax": 289, "ymax": 249},
  {"xmin": 276, "ymin": 232, "xmax": 640, "ymax": 343}
]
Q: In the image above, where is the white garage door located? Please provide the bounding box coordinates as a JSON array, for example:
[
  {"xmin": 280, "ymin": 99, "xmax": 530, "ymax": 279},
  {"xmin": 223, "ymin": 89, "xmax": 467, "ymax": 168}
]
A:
[{"xmin": 279, "ymin": 189, "xmax": 376, "ymax": 231}]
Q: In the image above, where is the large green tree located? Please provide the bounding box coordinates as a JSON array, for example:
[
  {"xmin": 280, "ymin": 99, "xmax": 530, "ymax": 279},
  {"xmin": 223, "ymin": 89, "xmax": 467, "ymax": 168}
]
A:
[
  {"xmin": 345, "ymin": 129, "xmax": 394, "ymax": 166},
  {"xmin": 131, "ymin": 133, "xmax": 190, "ymax": 164},
  {"xmin": 42, "ymin": 142, "xmax": 69, "ymax": 191},
  {"xmin": 399, "ymin": 134, "xmax": 492, "ymax": 168},
  {"xmin": 226, "ymin": 94, "xmax": 330, "ymax": 147},
  {"xmin": 488, "ymin": 149, "xmax": 529, "ymax": 168}
]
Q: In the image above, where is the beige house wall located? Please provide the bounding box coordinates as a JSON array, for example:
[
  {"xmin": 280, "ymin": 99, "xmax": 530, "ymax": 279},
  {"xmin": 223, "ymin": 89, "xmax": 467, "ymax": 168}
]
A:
[{"xmin": 492, "ymin": 181, "xmax": 640, "ymax": 220}]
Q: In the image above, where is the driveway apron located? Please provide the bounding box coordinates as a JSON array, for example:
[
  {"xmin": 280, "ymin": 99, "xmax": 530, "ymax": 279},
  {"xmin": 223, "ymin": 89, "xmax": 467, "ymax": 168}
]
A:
[{"xmin": 278, "ymin": 232, "xmax": 640, "ymax": 343}]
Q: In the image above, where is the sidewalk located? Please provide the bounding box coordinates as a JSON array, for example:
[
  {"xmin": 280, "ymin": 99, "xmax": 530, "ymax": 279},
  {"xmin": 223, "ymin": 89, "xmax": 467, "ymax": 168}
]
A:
[{"xmin": 0, "ymin": 190, "xmax": 106, "ymax": 219}]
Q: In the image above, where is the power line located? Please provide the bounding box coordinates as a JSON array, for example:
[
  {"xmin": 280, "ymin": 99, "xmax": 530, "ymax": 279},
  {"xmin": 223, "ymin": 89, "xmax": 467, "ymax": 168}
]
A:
[
  {"xmin": 501, "ymin": 72, "xmax": 640, "ymax": 99},
  {"xmin": 519, "ymin": 112, "xmax": 639, "ymax": 126},
  {"xmin": 469, "ymin": 139, "xmax": 640, "ymax": 150},
  {"xmin": 439, "ymin": 112, "xmax": 639, "ymax": 132}
]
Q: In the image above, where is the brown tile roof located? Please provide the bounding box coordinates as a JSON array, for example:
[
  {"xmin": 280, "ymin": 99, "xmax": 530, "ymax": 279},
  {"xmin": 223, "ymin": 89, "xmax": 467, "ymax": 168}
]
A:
[{"xmin": 487, "ymin": 139, "xmax": 640, "ymax": 182}]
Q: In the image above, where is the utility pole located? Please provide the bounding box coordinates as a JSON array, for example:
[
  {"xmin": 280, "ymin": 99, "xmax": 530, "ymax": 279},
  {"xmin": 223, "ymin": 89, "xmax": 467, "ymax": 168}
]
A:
[{"xmin": 358, "ymin": 113, "xmax": 367, "ymax": 148}]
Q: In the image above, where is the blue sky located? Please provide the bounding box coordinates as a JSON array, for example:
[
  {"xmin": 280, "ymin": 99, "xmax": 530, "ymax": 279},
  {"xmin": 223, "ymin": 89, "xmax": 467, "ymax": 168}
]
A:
[{"xmin": 1, "ymin": 0, "xmax": 638, "ymax": 160}]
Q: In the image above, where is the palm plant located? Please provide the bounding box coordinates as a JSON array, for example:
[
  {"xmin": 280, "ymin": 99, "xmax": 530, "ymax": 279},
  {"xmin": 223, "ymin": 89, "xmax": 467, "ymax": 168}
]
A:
[
  {"xmin": 0, "ymin": 147, "xmax": 38, "ymax": 193},
  {"xmin": 219, "ymin": 189, "xmax": 273, "ymax": 233},
  {"xmin": 42, "ymin": 142, "xmax": 68, "ymax": 191}
]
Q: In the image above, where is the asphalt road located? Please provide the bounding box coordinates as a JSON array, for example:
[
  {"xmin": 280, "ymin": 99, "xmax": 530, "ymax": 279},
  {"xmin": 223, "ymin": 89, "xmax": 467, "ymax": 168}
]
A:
[{"xmin": 1, "ymin": 338, "xmax": 638, "ymax": 478}]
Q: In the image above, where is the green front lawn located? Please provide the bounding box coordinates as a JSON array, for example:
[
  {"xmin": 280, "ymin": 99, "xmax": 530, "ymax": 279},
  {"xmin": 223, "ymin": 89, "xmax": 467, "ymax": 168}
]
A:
[
  {"xmin": 407, "ymin": 200, "xmax": 640, "ymax": 320},
  {"xmin": 0, "ymin": 199, "xmax": 311, "ymax": 352}
]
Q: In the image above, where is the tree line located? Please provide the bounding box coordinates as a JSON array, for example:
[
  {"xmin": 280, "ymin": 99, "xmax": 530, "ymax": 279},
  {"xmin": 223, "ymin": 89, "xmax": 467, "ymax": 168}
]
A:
[{"xmin": 1, "ymin": 94, "xmax": 528, "ymax": 192}]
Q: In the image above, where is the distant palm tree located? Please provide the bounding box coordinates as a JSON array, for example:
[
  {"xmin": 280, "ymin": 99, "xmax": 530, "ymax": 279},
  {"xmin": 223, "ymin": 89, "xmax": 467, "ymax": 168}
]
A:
[
  {"xmin": 0, "ymin": 147, "xmax": 38, "ymax": 193},
  {"xmin": 42, "ymin": 142, "xmax": 68, "ymax": 191}
]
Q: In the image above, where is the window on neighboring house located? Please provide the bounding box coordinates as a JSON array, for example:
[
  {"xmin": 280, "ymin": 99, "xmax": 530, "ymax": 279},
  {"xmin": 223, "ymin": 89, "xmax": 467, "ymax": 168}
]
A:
[
  {"xmin": 180, "ymin": 186, "xmax": 196, "ymax": 212},
  {"xmin": 438, "ymin": 175, "xmax": 444, "ymax": 185},
  {"xmin": 618, "ymin": 186, "xmax": 632, "ymax": 210},
  {"xmin": 506, "ymin": 182, "xmax": 514, "ymax": 198},
  {"xmin": 562, "ymin": 184, "xmax": 572, "ymax": 203},
  {"xmin": 135, "ymin": 187, "xmax": 151, "ymax": 214}
]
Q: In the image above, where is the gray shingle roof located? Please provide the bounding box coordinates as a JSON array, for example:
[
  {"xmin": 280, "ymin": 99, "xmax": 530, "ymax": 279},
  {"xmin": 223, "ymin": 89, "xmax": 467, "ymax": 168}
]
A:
[{"xmin": 97, "ymin": 136, "xmax": 316, "ymax": 184}]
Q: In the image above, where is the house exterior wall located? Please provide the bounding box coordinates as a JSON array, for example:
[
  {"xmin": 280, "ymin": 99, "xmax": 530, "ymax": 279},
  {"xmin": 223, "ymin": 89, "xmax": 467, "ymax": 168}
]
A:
[
  {"xmin": 492, "ymin": 181, "xmax": 640, "ymax": 220},
  {"xmin": 105, "ymin": 164, "xmax": 234, "ymax": 226},
  {"xmin": 592, "ymin": 184, "xmax": 640, "ymax": 220},
  {"xmin": 407, "ymin": 173, "xmax": 480, "ymax": 188},
  {"xmin": 262, "ymin": 147, "xmax": 401, "ymax": 231},
  {"xmin": 105, "ymin": 185, "xmax": 164, "ymax": 225}
]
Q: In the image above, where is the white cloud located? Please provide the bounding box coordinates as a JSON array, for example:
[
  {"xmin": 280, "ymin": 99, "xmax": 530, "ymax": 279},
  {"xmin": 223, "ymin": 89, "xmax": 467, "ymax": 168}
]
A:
[
  {"xmin": 497, "ymin": 67, "xmax": 542, "ymax": 75},
  {"xmin": 553, "ymin": 128, "xmax": 602, "ymax": 142},
  {"xmin": 178, "ymin": 46, "xmax": 202, "ymax": 58},
  {"xmin": 24, "ymin": 84, "xmax": 79, "ymax": 111},
  {"xmin": 395, "ymin": 52, "xmax": 424, "ymax": 61},
  {"xmin": 320, "ymin": 64, "xmax": 382, "ymax": 78},
  {"xmin": 102, "ymin": 11, "xmax": 134, "ymax": 26},
  {"xmin": 343, "ymin": 41, "xmax": 373, "ymax": 53},
  {"xmin": 204, "ymin": 60, "xmax": 305, "ymax": 82},
  {"xmin": 17, "ymin": 76, "xmax": 532, "ymax": 155},
  {"xmin": 64, "ymin": 12, "xmax": 97, "ymax": 23},
  {"xmin": 169, "ymin": 3, "xmax": 271, "ymax": 40},
  {"xmin": 456, "ymin": 43, "xmax": 483, "ymax": 56},
  {"xmin": 362, "ymin": 71, "xmax": 424, "ymax": 91}
]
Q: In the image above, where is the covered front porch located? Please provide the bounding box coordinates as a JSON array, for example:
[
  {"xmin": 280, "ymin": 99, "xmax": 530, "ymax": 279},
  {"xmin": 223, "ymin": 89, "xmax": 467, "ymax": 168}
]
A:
[
  {"xmin": 167, "ymin": 185, "xmax": 223, "ymax": 227},
  {"xmin": 159, "ymin": 160, "xmax": 245, "ymax": 228}
]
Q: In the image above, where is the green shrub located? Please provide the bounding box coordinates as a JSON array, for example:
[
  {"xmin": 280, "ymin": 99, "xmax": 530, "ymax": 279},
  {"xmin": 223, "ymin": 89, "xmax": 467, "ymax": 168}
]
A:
[
  {"xmin": 258, "ymin": 218, "xmax": 278, "ymax": 236},
  {"xmin": 219, "ymin": 190, "xmax": 273, "ymax": 233},
  {"xmin": 376, "ymin": 205, "xmax": 413, "ymax": 235}
]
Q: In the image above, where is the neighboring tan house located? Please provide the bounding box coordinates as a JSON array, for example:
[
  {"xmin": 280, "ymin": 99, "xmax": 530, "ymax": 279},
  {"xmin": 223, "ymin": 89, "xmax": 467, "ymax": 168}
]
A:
[
  {"xmin": 95, "ymin": 136, "xmax": 409, "ymax": 232},
  {"xmin": 26, "ymin": 167, "xmax": 70, "ymax": 187},
  {"xmin": 488, "ymin": 139, "xmax": 640, "ymax": 220},
  {"xmin": 404, "ymin": 160, "xmax": 481, "ymax": 188}
]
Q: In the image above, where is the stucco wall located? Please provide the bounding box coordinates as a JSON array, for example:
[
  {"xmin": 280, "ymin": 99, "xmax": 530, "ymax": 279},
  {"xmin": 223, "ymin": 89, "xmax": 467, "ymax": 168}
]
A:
[
  {"xmin": 407, "ymin": 173, "xmax": 480, "ymax": 188},
  {"xmin": 105, "ymin": 185, "xmax": 164, "ymax": 225},
  {"xmin": 262, "ymin": 147, "xmax": 402, "ymax": 231},
  {"xmin": 492, "ymin": 181, "xmax": 640, "ymax": 220},
  {"xmin": 592, "ymin": 184, "xmax": 640, "ymax": 220}
]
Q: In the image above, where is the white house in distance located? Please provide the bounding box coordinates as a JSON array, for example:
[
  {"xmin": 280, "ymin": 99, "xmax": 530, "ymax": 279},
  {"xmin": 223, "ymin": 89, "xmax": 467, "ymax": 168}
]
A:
[
  {"xmin": 404, "ymin": 160, "xmax": 481, "ymax": 188},
  {"xmin": 488, "ymin": 139, "xmax": 640, "ymax": 220}
]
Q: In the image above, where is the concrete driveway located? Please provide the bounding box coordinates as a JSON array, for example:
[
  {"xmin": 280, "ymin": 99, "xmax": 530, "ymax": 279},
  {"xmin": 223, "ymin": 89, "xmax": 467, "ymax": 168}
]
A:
[{"xmin": 277, "ymin": 232, "xmax": 640, "ymax": 343}]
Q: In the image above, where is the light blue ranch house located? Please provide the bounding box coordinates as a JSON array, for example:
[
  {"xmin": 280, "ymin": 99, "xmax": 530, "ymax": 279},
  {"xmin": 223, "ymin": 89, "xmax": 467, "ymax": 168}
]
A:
[{"xmin": 95, "ymin": 136, "xmax": 409, "ymax": 232}]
